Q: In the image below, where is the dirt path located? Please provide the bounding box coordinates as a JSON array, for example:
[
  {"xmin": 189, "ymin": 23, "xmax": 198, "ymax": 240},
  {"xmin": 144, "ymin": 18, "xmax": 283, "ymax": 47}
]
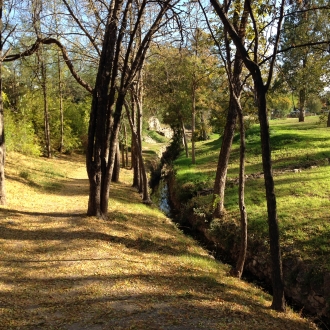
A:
[{"xmin": 0, "ymin": 153, "xmax": 318, "ymax": 329}]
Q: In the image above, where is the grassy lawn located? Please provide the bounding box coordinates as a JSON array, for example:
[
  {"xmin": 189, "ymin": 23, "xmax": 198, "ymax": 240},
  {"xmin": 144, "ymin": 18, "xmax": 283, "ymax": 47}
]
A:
[
  {"xmin": 173, "ymin": 116, "xmax": 330, "ymax": 269},
  {"xmin": 0, "ymin": 151, "xmax": 318, "ymax": 329}
]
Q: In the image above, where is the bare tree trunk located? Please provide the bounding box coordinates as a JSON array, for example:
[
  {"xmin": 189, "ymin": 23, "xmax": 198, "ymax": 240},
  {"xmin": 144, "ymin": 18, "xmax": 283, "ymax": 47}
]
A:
[
  {"xmin": 180, "ymin": 116, "xmax": 189, "ymax": 158},
  {"xmin": 124, "ymin": 99, "xmax": 151, "ymax": 203},
  {"xmin": 112, "ymin": 141, "xmax": 120, "ymax": 182},
  {"xmin": 230, "ymin": 102, "xmax": 247, "ymax": 279},
  {"xmin": 299, "ymin": 58, "xmax": 307, "ymax": 122},
  {"xmin": 213, "ymin": 97, "xmax": 237, "ymax": 218},
  {"xmin": 121, "ymin": 142, "xmax": 125, "ymax": 168},
  {"xmin": 33, "ymin": 0, "xmax": 51, "ymax": 158},
  {"xmin": 136, "ymin": 85, "xmax": 144, "ymax": 194},
  {"xmin": 299, "ymin": 87, "xmax": 306, "ymax": 122},
  {"xmin": 39, "ymin": 46, "xmax": 51, "ymax": 158},
  {"xmin": 58, "ymin": 51, "xmax": 64, "ymax": 153},
  {"xmin": 130, "ymin": 93, "xmax": 140, "ymax": 188},
  {"xmin": 0, "ymin": 2, "xmax": 6, "ymax": 205},
  {"xmin": 191, "ymin": 83, "xmax": 196, "ymax": 164},
  {"xmin": 327, "ymin": 112, "xmax": 330, "ymax": 127},
  {"xmin": 124, "ymin": 123, "xmax": 129, "ymax": 167},
  {"xmin": 200, "ymin": 112, "xmax": 207, "ymax": 140},
  {"xmin": 212, "ymin": 1, "xmax": 248, "ymax": 218}
]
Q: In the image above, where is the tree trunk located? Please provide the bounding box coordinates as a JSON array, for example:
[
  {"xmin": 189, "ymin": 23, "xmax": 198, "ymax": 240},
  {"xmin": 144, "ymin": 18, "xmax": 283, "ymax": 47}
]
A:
[
  {"xmin": 180, "ymin": 116, "xmax": 189, "ymax": 158},
  {"xmin": 86, "ymin": 3, "xmax": 122, "ymax": 217},
  {"xmin": 200, "ymin": 112, "xmax": 208, "ymax": 140},
  {"xmin": 58, "ymin": 51, "xmax": 64, "ymax": 153},
  {"xmin": 100, "ymin": 92, "xmax": 126, "ymax": 216},
  {"xmin": 327, "ymin": 112, "xmax": 330, "ymax": 127},
  {"xmin": 213, "ymin": 97, "xmax": 237, "ymax": 218},
  {"xmin": 191, "ymin": 84, "xmax": 196, "ymax": 164},
  {"xmin": 121, "ymin": 142, "xmax": 125, "ymax": 168},
  {"xmin": 39, "ymin": 46, "xmax": 51, "ymax": 158},
  {"xmin": 132, "ymin": 139, "xmax": 140, "ymax": 188},
  {"xmin": 212, "ymin": 6, "xmax": 247, "ymax": 218},
  {"xmin": 136, "ymin": 81, "xmax": 144, "ymax": 194},
  {"xmin": 256, "ymin": 81, "xmax": 285, "ymax": 312},
  {"xmin": 124, "ymin": 96, "xmax": 151, "ymax": 203},
  {"xmin": 112, "ymin": 141, "xmax": 120, "ymax": 182},
  {"xmin": 299, "ymin": 87, "xmax": 306, "ymax": 122},
  {"xmin": 124, "ymin": 123, "xmax": 129, "ymax": 167},
  {"xmin": 231, "ymin": 101, "xmax": 247, "ymax": 279},
  {"xmin": 0, "ymin": 2, "xmax": 6, "ymax": 205}
]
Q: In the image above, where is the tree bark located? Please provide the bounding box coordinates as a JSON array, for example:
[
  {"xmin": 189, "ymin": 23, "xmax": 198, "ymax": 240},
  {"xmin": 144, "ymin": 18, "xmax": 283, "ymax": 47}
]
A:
[
  {"xmin": 231, "ymin": 99, "xmax": 247, "ymax": 279},
  {"xmin": 299, "ymin": 87, "xmax": 306, "ymax": 122},
  {"xmin": 180, "ymin": 116, "xmax": 189, "ymax": 158},
  {"xmin": 39, "ymin": 46, "xmax": 51, "ymax": 158},
  {"xmin": 124, "ymin": 123, "xmax": 129, "ymax": 167},
  {"xmin": 121, "ymin": 142, "xmax": 125, "ymax": 168},
  {"xmin": 0, "ymin": 1, "xmax": 6, "ymax": 205},
  {"xmin": 213, "ymin": 97, "xmax": 237, "ymax": 217},
  {"xmin": 257, "ymin": 82, "xmax": 285, "ymax": 311},
  {"xmin": 112, "ymin": 141, "xmax": 120, "ymax": 182},
  {"xmin": 191, "ymin": 83, "xmax": 196, "ymax": 164},
  {"xmin": 58, "ymin": 50, "xmax": 64, "ymax": 153}
]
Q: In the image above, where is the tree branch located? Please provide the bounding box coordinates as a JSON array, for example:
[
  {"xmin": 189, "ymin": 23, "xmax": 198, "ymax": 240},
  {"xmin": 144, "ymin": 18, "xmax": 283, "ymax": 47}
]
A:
[
  {"xmin": 3, "ymin": 38, "xmax": 94, "ymax": 94},
  {"xmin": 265, "ymin": 0, "xmax": 285, "ymax": 91},
  {"xmin": 62, "ymin": 0, "xmax": 101, "ymax": 56}
]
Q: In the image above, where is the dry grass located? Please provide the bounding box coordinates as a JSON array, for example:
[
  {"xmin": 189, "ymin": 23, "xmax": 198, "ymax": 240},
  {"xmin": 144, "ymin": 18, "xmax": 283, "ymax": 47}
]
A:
[{"xmin": 0, "ymin": 152, "xmax": 318, "ymax": 329}]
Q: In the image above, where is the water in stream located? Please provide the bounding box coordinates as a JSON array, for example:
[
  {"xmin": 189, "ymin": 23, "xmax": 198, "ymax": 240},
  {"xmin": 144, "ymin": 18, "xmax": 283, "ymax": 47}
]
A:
[{"xmin": 151, "ymin": 180, "xmax": 171, "ymax": 217}]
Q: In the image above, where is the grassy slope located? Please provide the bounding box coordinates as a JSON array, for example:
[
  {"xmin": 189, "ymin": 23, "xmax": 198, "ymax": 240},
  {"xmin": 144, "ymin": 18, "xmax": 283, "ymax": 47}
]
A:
[
  {"xmin": 173, "ymin": 116, "xmax": 330, "ymax": 270},
  {"xmin": 0, "ymin": 151, "xmax": 317, "ymax": 329}
]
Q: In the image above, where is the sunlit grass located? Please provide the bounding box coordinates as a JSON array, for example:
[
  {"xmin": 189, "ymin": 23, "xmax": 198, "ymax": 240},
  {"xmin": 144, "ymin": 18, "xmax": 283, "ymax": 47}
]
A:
[{"xmin": 173, "ymin": 116, "xmax": 330, "ymax": 269}]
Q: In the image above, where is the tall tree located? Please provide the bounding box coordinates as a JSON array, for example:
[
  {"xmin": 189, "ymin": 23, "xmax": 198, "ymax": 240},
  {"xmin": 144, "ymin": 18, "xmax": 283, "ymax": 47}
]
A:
[
  {"xmin": 210, "ymin": 0, "xmax": 286, "ymax": 311},
  {"xmin": 86, "ymin": 0, "xmax": 178, "ymax": 218},
  {"xmin": 207, "ymin": 0, "xmax": 250, "ymax": 219}
]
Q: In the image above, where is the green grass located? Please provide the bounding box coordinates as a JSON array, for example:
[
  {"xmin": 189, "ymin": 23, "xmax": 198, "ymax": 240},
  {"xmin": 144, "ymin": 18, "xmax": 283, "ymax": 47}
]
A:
[
  {"xmin": 173, "ymin": 116, "xmax": 330, "ymax": 268},
  {"xmin": 7, "ymin": 152, "xmax": 67, "ymax": 192},
  {"xmin": 147, "ymin": 130, "xmax": 170, "ymax": 143}
]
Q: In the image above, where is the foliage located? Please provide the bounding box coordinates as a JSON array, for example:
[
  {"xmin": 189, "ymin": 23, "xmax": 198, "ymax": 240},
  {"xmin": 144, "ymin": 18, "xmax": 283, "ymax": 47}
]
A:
[
  {"xmin": 145, "ymin": 43, "xmax": 226, "ymax": 134},
  {"xmin": 279, "ymin": 0, "xmax": 330, "ymax": 113},
  {"xmin": 5, "ymin": 110, "xmax": 41, "ymax": 156},
  {"xmin": 306, "ymin": 96, "xmax": 323, "ymax": 114},
  {"xmin": 267, "ymin": 93, "xmax": 292, "ymax": 118},
  {"xmin": 3, "ymin": 57, "xmax": 91, "ymax": 155}
]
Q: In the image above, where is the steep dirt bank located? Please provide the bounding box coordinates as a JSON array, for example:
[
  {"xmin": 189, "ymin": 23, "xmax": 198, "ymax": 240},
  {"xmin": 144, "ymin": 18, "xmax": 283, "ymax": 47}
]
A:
[{"xmin": 166, "ymin": 169, "xmax": 330, "ymax": 328}]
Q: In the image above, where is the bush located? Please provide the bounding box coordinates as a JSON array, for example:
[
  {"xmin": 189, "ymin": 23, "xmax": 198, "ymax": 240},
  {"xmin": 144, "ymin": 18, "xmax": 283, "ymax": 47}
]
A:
[{"xmin": 5, "ymin": 112, "xmax": 41, "ymax": 156}]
